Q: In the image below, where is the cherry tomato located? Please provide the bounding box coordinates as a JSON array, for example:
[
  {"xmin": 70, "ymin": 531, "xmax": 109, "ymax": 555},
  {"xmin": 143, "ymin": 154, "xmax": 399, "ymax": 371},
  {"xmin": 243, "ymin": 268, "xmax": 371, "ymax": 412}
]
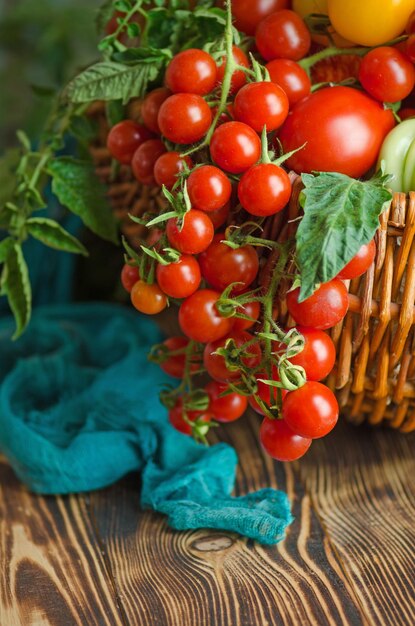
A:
[
  {"xmin": 233, "ymin": 300, "xmax": 261, "ymax": 332},
  {"xmin": 210, "ymin": 121, "xmax": 261, "ymax": 174},
  {"xmin": 238, "ymin": 163, "xmax": 291, "ymax": 216},
  {"xmin": 203, "ymin": 331, "xmax": 262, "ymax": 382},
  {"xmin": 157, "ymin": 336, "xmax": 198, "ymax": 379},
  {"xmin": 234, "ymin": 81, "xmax": 289, "ymax": 132},
  {"xmin": 165, "ymin": 49, "xmax": 217, "ymax": 95},
  {"xmin": 107, "ymin": 120, "xmax": 153, "ymax": 165},
  {"xmin": 166, "ymin": 210, "xmax": 214, "ymax": 255},
  {"xmin": 399, "ymin": 107, "xmax": 415, "ymax": 121},
  {"xmin": 208, "ymin": 202, "xmax": 230, "ymax": 230},
  {"xmin": 232, "ymin": 0, "xmax": 289, "ymax": 35},
  {"xmin": 337, "ymin": 240, "xmax": 376, "ymax": 280},
  {"xmin": 199, "ymin": 234, "xmax": 259, "ymax": 293},
  {"xmin": 131, "ymin": 139, "xmax": 166, "ymax": 185},
  {"xmin": 158, "ymin": 94, "xmax": 212, "ymax": 144},
  {"xmin": 121, "ymin": 263, "xmax": 140, "ymax": 293},
  {"xmin": 130, "ymin": 280, "xmax": 167, "ymax": 314},
  {"xmin": 359, "ymin": 47, "xmax": 415, "ymax": 104},
  {"xmin": 404, "ymin": 34, "xmax": 415, "ymax": 63},
  {"xmin": 216, "ymin": 46, "xmax": 249, "ymax": 94},
  {"xmin": 255, "ymin": 10, "xmax": 311, "ymax": 62},
  {"xmin": 187, "ymin": 165, "xmax": 232, "ymax": 212},
  {"xmin": 179, "ymin": 289, "xmax": 233, "ymax": 342},
  {"xmin": 206, "ymin": 380, "xmax": 248, "ymax": 422},
  {"xmin": 156, "ymin": 254, "xmax": 201, "ymax": 299},
  {"xmin": 153, "ymin": 151, "xmax": 193, "ymax": 189},
  {"xmin": 169, "ymin": 401, "xmax": 212, "ymax": 435},
  {"xmin": 141, "ymin": 87, "xmax": 171, "ymax": 134},
  {"xmin": 277, "ymin": 326, "xmax": 336, "ymax": 381},
  {"xmin": 260, "ymin": 418, "xmax": 312, "ymax": 461},
  {"xmin": 278, "ymin": 86, "xmax": 395, "ymax": 178},
  {"xmin": 328, "ymin": 0, "xmax": 414, "ymax": 47},
  {"xmin": 406, "ymin": 9, "xmax": 415, "ymax": 33},
  {"xmin": 283, "ymin": 381, "xmax": 339, "ymax": 438},
  {"xmin": 286, "ymin": 279, "xmax": 349, "ymax": 330},
  {"xmin": 249, "ymin": 374, "xmax": 285, "ymax": 415},
  {"xmin": 266, "ymin": 59, "xmax": 311, "ymax": 106}
]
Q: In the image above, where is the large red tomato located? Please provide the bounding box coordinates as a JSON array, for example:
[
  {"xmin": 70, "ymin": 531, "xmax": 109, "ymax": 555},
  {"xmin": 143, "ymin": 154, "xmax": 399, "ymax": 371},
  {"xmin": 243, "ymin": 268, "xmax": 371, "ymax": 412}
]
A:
[{"xmin": 278, "ymin": 86, "xmax": 395, "ymax": 178}]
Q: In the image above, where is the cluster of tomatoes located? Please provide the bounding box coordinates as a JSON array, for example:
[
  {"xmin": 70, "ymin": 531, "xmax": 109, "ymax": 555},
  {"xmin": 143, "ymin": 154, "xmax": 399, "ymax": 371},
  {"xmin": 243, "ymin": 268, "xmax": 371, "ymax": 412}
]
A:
[{"xmin": 109, "ymin": 0, "xmax": 415, "ymax": 461}]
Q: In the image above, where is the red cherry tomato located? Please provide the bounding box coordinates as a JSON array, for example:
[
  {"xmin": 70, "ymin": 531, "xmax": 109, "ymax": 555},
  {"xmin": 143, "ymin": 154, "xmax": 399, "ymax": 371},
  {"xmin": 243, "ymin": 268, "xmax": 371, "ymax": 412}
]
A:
[
  {"xmin": 130, "ymin": 280, "xmax": 167, "ymax": 314},
  {"xmin": 216, "ymin": 45, "xmax": 249, "ymax": 94},
  {"xmin": 210, "ymin": 121, "xmax": 261, "ymax": 174},
  {"xmin": 234, "ymin": 82, "xmax": 289, "ymax": 132},
  {"xmin": 107, "ymin": 120, "xmax": 153, "ymax": 165},
  {"xmin": 153, "ymin": 151, "xmax": 193, "ymax": 189},
  {"xmin": 199, "ymin": 234, "xmax": 259, "ymax": 293},
  {"xmin": 165, "ymin": 49, "xmax": 217, "ymax": 95},
  {"xmin": 166, "ymin": 210, "xmax": 214, "ymax": 255},
  {"xmin": 158, "ymin": 94, "xmax": 212, "ymax": 144},
  {"xmin": 141, "ymin": 87, "xmax": 171, "ymax": 134},
  {"xmin": 203, "ymin": 331, "xmax": 262, "ymax": 382},
  {"xmin": 169, "ymin": 401, "xmax": 212, "ymax": 435},
  {"xmin": 187, "ymin": 165, "xmax": 232, "ymax": 212},
  {"xmin": 238, "ymin": 163, "xmax": 291, "ymax": 216},
  {"xmin": 283, "ymin": 381, "xmax": 339, "ymax": 439},
  {"xmin": 337, "ymin": 240, "xmax": 376, "ymax": 280},
  {"xmin": 406, "ymin": 10, "xmax": 415, "ymax": 33},
  {"xmin": 179, "ymin": 289, "xmax": 233, "ymax": 342},
  {"xmin": 121, "ymin": 263, "xmax": 140, "ymax": 293},
  {"xmin": 266, "ymin": 58, "xmax": 311, "ymax": 106},
  {"xmin": 255, "ymin": 10, "xmax": 311, "ymax": 62},
  {"xmin": 359, "ymin": 47, "xmax": 415, "ymax": 103},
  {"xmin": 157, "ymin": 336, "xmax": 199, "ymax": 379},
  {"xmin": 286, "ymin": 279, "xmax": 349, "ymax": 330},
  {"xmin": 233, "ymin": 300, "xmax": 261, "ymax": 332},
  {"xmin": 399, "ymin": 107, "xmax": 415, "ymax": 120},
  {"xmin": 208, "ymin": 202, "xmax": 230, "ymax": 230},
  {"xmin": 260, "ymin": 418, "xmax": 312, "ymax": 461},
  {"xmin": 278, "ymin": 86, "xmax": 395, "ymax": 178},
  {"xmin": 277, "ymin": 326, "xmax": 336, "ymax": 381},
  {"xmin": 405, "ymin": 34, "xmax": 415, "ymax": 63},
  {"xmin": 206, "ymin": 380, "xmax": 248, "ymax": 422},
  {"xmin": 232, "ymin": 0, "xmax": 289, "ymax": 35},
  {"xmin": 131, "ymin": 139, "xmax": 166, "ymax": 185},
  {"xmin": 249, "ymin": 374, "xmax": 285, "ymax": 415},
  {"xmin": 156, "ymin": 254, "xmax": 201, "ymax": 299}
]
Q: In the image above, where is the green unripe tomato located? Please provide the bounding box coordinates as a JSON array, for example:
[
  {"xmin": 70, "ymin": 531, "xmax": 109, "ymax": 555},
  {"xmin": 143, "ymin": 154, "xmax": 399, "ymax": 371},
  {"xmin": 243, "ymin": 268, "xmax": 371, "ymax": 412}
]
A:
[{"xmin": 377, "ymin": 119, "xmax": 415, "ymax": 193}]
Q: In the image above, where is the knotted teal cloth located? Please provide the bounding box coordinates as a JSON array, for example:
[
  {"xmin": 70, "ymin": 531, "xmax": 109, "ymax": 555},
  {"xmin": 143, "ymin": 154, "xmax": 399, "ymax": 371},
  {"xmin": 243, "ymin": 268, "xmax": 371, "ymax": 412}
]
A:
[{"xmin": 0, "ymin": 303, "xmax": 293, "ymax": 544}]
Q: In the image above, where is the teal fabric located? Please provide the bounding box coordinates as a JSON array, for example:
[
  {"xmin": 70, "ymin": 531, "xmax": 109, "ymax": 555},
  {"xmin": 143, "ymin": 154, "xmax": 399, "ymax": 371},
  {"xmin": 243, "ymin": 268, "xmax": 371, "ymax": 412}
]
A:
[{"xmin": 0, "ymin": 303, "xmax": 293, "ymax": 544}]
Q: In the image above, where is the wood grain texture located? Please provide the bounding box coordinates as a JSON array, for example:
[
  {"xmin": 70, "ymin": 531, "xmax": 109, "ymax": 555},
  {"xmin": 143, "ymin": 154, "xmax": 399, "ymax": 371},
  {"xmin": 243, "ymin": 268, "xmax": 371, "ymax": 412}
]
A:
[
  {"xmin": 1, "ymin": 416, "xmax": 414, "ymax": 626},
  {"xmin": 0, "ymin": 461, "xmax": 125, "ymax": 626}
]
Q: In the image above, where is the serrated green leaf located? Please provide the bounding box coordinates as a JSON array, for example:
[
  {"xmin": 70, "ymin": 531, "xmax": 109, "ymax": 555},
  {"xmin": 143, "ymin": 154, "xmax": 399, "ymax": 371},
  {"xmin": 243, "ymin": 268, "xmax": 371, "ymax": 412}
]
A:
[
  {"xmin": 26, "ymin": 218, "xmax": 88, "ymax": 256},
  {"xmin": 296, "ymin": 172, "xmax": 392, "ymax": 301},
  {"xmin": 48, "ymin": 157, "xmax": 118, "ymax": 244},
  {"xmin": 3, "ymin": 243, "xmax": 31, "ymax": 339},
  {"xmin": 65, "ymin": 60, "xmax": 163, "ymax": 104}
]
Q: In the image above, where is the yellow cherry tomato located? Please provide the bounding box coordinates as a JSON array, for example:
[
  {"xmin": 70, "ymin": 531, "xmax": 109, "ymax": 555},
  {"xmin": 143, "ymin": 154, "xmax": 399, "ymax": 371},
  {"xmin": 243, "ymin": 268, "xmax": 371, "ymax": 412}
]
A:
[
  {"xmin": 292, "ymin": 0, "xmax": 354, "ymax": 46},
  {"xmin": 328, "ymin": 0, "xmax": 415, "ymax": 47}
]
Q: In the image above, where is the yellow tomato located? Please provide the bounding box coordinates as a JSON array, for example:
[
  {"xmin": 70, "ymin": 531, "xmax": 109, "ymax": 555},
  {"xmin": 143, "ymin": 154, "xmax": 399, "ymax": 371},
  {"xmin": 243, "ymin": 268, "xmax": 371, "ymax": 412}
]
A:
[
  {"xmin": 292, "ymin": 0, "xmax": 354, "ymax": 47},
  {"xmin": 328, "ymin": 0, "xmax": 415, "ymax": 46}
]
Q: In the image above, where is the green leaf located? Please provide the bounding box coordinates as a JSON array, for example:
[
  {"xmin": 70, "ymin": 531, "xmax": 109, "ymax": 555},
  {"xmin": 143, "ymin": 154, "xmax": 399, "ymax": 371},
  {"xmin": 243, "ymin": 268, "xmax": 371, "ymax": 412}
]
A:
[
  {"xmin": 0, "ymin": 237, "xmax": 14, "ymax": 263},
  {"xmin": 0, "ymin": 149, "xmax": 20, "ymax": 207},
  {"xmin": 296, "ymin": 171, "xmax": 392, "ymax": 301},
  {"xmin": 48, "ymin": 157, "xmax": 118, "ymax": 244},
  {"xmin": 27, "ymin": 218, "xmax": 88, "ymax": 256},
  {"xmin": 65, "ymin": 60, "xmax": 163, "ymax": 104},
  {"xmin": 3, "ymin": 242, "xmax": 31, "ymax": 339}
]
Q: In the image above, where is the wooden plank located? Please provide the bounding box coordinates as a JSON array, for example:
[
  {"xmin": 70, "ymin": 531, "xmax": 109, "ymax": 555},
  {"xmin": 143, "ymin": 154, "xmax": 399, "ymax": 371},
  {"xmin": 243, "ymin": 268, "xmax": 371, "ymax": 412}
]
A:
[
  {"xmin": 0, "ymin": 460, "xmax": 126, "ymax": 626},
  {"xmin": 90, "ymin": 412, "xmax": 366, "ymax": 626},
  {"xmin": 299, "ymin": 421, "xmax": 415, "ymax": 626}
]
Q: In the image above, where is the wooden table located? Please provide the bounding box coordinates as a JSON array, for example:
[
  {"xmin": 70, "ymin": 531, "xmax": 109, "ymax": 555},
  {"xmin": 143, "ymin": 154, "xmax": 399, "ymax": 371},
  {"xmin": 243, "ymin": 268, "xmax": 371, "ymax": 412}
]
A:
[{"xmin": 1, "ymin": 413, "xmax": 414, "ymax": 626}]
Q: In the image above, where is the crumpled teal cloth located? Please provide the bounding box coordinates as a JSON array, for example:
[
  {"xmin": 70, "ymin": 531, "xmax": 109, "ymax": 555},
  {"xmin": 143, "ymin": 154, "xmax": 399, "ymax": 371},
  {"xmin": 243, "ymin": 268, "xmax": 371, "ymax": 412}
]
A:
[{"xmin": 0, "ymin": 303, "xmax": 293, "ymax": 544}]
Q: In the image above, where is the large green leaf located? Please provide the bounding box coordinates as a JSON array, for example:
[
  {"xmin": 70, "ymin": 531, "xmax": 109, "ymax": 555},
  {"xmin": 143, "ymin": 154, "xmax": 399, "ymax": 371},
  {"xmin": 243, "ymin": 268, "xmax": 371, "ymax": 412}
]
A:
[
  {"xmin": 296, "ymin": 172, "xmax": 392, "ymax": 301},
  {"xmin": 48, "ymin": 157, "xmax": 118, "ymax": 244},
  {"xmin": 3, "ymin": 242, "xmax": 31, "ymax": 339},
  {"xmin": 27, "ymin": 217, "xmax": 88, "ymax": 255},
  {"xmin": 65, "ymin": 60, "xmax": 163, "ymax": 104}
]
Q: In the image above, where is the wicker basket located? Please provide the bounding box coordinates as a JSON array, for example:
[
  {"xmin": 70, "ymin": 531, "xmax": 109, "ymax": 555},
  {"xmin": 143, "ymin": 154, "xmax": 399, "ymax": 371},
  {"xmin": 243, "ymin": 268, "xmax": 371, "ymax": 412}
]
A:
[{"xmin": 88, "ymin": 104, "xmax": 415, "ymax": 434}]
